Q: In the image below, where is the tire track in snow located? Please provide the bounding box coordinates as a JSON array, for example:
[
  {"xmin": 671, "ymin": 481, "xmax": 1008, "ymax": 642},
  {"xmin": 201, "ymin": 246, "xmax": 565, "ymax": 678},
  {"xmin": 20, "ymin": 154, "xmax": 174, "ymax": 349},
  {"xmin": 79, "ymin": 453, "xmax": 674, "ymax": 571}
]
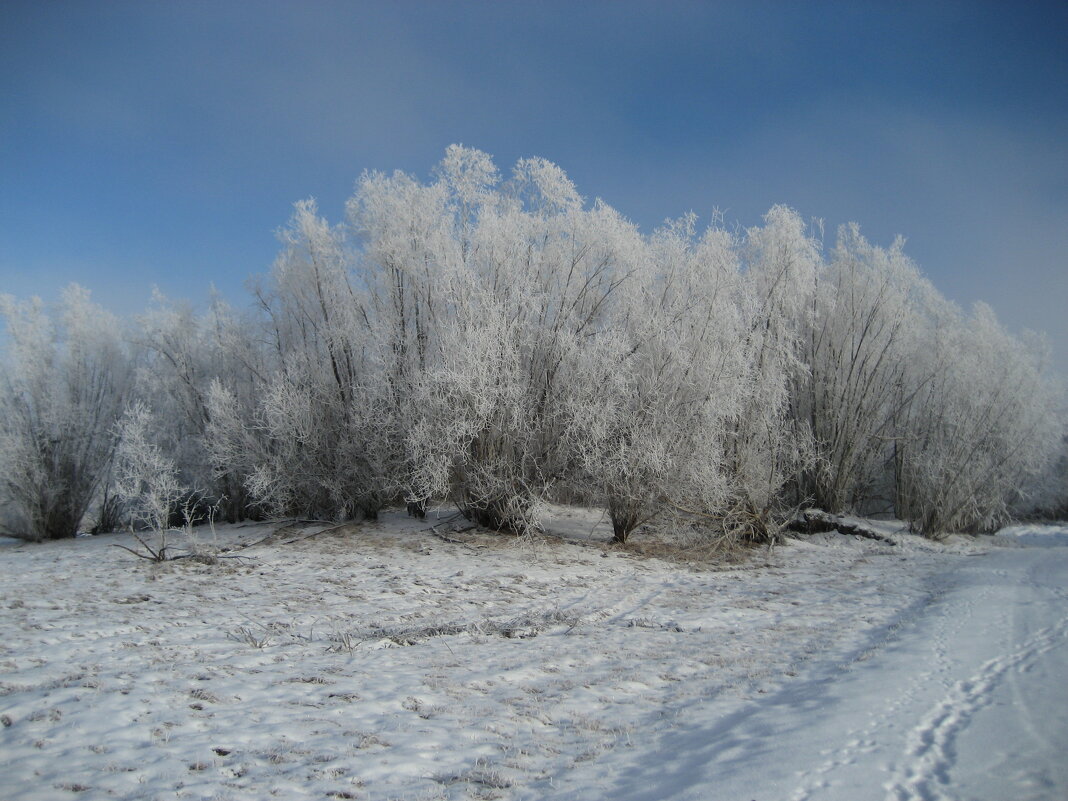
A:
[{"xmin": 885, "ymin": 610, "xmax": 1068, "ymax": 801}]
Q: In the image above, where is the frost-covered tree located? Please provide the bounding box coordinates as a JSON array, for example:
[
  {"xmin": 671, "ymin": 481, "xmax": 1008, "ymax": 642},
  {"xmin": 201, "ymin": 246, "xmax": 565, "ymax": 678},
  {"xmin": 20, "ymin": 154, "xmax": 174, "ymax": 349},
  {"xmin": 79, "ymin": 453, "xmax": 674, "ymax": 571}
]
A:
[
  {"xmin": 346, "ymin": 164, "xmax": 462, "ymax": 516},
  {"xmin": 400, "ymin": 150, "xmax": 630, "ymax": 533},
  {"xmin": 207, "ymin": 199, "xmax": 391, "ymax": 521},
  {"xmin": 0, "ymin": 286, "xmax": 132, "ymax": 540},
  {"xmin": 722, "ymin": 206, "xmax": 820, "ymax": 539},
  {"xmin": 895, "ymin": 302, "xmax": 1062, "ymax": 535},
  {"xmin": 567, "ymin": 214, "xmax": 745, "ymax": 541},
  {"xmin": 794, "ymin": 225, "xmax": 927, "ymax": 514},
  {"xmin": 134, "ymin": 290, "xmax": 266, "ymax": 522},
  {"xmin": 1025, "ymin": 426, "xmax": 1068, "ymax": 518}
]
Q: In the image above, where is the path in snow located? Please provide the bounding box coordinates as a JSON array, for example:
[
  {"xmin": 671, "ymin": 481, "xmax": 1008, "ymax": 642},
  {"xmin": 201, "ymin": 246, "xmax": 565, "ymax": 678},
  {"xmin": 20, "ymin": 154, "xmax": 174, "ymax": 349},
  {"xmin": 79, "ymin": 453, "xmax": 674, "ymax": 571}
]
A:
[{"xmin": 537, "ymin": 536, "xmax": 1068, "ymax": 801}]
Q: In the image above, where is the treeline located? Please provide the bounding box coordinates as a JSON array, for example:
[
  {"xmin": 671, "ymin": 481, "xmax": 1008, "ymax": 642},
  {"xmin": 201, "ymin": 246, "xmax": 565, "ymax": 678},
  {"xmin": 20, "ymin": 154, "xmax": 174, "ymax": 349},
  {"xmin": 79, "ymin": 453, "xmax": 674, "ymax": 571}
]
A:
[{"xmin": 1, "ymin": 146, "xmax": 1064, "ymax": 544}]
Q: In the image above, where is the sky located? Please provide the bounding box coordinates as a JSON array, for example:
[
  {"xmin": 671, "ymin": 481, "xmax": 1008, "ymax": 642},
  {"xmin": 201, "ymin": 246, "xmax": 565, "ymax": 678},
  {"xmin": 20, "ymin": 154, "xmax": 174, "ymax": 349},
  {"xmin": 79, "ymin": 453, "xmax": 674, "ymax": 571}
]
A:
[{"xmin": 2, "ymin": 0, "xmax": 1066, "ymax": 373}]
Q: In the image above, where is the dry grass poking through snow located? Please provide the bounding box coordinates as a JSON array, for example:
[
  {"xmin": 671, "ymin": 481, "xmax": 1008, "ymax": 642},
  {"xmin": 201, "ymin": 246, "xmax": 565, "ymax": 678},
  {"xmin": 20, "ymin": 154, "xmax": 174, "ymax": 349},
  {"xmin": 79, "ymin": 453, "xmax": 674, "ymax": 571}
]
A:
[{"xmin": 0, "ymin": 507, "xmax": 985, "ymax": 800}]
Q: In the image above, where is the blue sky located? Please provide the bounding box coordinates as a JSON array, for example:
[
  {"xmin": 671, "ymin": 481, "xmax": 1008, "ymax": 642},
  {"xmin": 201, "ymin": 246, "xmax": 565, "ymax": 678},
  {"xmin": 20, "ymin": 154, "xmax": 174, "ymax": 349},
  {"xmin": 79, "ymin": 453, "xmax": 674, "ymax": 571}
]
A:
[{"xmin": 2, "ymin": 0, "xmax": 1066, "ymax": 372}]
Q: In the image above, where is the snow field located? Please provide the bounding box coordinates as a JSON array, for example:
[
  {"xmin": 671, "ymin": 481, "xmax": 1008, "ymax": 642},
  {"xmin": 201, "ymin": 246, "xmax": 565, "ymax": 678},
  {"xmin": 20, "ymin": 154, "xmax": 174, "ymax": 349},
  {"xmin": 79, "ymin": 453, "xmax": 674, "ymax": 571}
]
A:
[{"xmin": 0, "ymin": 509, "xmax": 989, "ymax": 800}]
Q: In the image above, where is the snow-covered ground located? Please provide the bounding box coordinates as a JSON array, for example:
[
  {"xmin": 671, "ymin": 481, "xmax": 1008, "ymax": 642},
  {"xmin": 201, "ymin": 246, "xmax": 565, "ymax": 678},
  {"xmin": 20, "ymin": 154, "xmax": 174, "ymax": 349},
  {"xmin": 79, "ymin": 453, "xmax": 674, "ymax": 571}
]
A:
[{"xmin": 1, "ymin": 511, "xmax": 1065, "ymax": 801}]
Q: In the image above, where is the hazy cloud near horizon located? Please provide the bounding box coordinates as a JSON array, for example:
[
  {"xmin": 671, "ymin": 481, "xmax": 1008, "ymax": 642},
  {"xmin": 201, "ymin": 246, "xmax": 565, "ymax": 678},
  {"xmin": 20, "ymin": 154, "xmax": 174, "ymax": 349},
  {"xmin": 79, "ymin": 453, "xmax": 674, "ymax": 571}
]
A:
[{"xmin": 2, "ymin": 0, "xmax": 1066, "ymax": 373}]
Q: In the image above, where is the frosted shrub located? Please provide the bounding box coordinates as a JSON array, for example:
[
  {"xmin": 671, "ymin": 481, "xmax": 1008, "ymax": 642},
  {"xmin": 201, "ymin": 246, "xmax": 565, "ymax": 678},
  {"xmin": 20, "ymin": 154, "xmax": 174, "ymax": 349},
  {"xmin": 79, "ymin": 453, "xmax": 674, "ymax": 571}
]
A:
[
  {"xmin": 385, "ymin": 148, "xmax": 645, "ymax": 533},
  {"xmin": 134, "ymin": 291, "xmax": 265, "ymax": 522},
  {"xmin": 567, "ymin": 215, "xmax": 744, "ymax": 542},
  {"xmin": 794, "ymin": 225, "xmax": 927, "ymax": 514},
  {"xmin": 895, "ymin": 303, "xmax": 1061, "ymax": 535},
  {"xmin": 719, "ymin": 206, "xmax": 819, "ymax": 540},
  {"xmin": 348, "ymin": 163, "xmax": 463, "ymax": 517},
  {"xmin": 114, "ymin": 402, "xmax": 185, "ymax": 534},
  {"xmin": 207, "ymin": 199, "xmax": 394, "ymax": 521},
  {"xmin": 408, "ymin": 296, "xmax": 547, "ymax": 532},
  {"xmin": 0, "ymin": 287, "xmax": 131, "ymax": 540}
]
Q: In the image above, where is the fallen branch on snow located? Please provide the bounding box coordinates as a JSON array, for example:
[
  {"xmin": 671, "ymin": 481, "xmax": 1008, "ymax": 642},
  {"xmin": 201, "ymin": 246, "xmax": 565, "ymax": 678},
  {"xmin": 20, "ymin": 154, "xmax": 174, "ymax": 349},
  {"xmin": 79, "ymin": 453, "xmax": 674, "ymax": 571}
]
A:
[{"xmin": 786, "ymin": 509, "xmax": 897, "ymax": 546}]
